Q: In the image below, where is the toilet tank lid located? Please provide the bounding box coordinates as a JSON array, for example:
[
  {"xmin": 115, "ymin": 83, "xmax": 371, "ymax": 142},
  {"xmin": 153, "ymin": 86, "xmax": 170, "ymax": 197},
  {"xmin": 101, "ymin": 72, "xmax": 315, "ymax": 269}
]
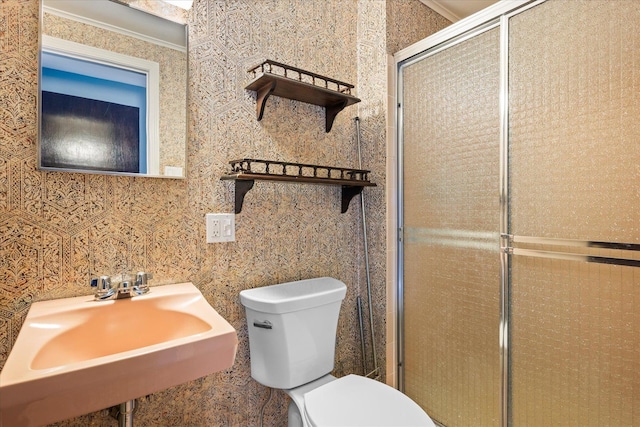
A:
[{"xmin": 239, "ymin": 277, "xmax": 347, "ymax": 314}]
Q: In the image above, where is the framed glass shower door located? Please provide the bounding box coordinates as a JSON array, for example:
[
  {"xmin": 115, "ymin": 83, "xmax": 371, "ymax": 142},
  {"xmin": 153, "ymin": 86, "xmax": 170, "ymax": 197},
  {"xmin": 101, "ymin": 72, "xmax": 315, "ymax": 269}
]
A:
[
  {"xmin": 507, "ymin": 1, "xmax": 640, "ymax": 425},
  {"xmin": 398, "ymin": 2, "xmax": 640, "ymax": 427},
  {"xmin": 399, "ymin": 25, "xmax": 502, "ymax": 427}
]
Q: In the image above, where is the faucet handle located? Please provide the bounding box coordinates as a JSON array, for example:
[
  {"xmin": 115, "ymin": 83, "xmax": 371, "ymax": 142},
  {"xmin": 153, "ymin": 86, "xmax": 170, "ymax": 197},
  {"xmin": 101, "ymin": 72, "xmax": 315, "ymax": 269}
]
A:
[
  {"xmin": 134, "ymin": 272, "xmax": 153, "ymax": 294},
  {"xmin": 91, "ymin": 276, "xmax": 112, "ymax": 298},
  {"xmin": 135, "ymin": 271, "xmax": 153, "ymax": 285}
]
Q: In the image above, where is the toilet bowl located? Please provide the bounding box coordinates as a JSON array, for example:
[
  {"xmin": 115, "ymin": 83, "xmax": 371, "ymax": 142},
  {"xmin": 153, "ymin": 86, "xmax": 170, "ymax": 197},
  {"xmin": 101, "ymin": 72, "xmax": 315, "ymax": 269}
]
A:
[
  {"xmin": 288, "ymin": 374, "xmax": 435, "ymax": 427},
  {"xmin": 239, "ymin": 277, "xmax": 435, "ymax": 427}
]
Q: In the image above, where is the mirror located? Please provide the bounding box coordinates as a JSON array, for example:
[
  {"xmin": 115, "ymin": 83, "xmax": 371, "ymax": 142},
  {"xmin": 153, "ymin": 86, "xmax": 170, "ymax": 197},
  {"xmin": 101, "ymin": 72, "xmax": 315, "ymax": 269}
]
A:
[{"xmin": 39, "ymin": 0, "xmax": 187, "ymax": 178}]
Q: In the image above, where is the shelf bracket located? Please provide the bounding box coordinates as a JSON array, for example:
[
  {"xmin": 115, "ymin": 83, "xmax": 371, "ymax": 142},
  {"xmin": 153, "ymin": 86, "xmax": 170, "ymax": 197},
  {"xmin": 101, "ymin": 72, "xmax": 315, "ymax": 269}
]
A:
[
  {"xmin": 326, "ymin": 99, "xmax": 349, "ymax": 133},
  {"xmin": 255, "ymin": 80, "xmax": 277, "ymax": 121},
  {"xmin": 233, "ymin": 180, "xmax": 255, "ymax": 214},
  {"xmin": 341, "ymin": 185, "xmax": 364, "ymax": 213}
]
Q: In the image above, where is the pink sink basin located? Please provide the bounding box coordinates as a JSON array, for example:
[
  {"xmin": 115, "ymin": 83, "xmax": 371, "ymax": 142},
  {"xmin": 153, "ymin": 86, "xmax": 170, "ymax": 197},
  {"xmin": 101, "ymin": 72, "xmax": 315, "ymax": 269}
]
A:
[{"xmin": 0, "ymin": 282, "xmax": 238, "ymax": 427}]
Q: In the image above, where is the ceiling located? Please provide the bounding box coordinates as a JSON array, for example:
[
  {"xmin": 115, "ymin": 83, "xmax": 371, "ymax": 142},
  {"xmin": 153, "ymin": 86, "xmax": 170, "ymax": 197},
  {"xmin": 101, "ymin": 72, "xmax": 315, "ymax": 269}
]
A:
[{"xmin": 420, "ymin": 0, "xmax": 499, "ymax": 22}]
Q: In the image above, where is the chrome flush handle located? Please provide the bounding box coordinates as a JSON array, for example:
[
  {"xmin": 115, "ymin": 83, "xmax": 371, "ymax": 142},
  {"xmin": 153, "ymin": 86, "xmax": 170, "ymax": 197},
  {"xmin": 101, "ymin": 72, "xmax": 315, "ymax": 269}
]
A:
[{"xmin": 253, "ymin": 320, "xmax": 273, "ymax": 329}]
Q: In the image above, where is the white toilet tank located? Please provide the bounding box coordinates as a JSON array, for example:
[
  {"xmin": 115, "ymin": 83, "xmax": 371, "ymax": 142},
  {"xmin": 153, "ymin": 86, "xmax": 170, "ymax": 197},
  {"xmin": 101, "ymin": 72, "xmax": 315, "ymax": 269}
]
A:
[{"xmin": 239, "ymin": 277, "xmax": 347, "ymax": 389}]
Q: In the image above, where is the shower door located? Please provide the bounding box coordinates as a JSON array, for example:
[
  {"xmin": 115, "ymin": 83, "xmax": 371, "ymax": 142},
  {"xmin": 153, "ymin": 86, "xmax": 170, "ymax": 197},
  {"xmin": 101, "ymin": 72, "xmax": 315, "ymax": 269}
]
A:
[
  {"xmin": 399, "ymin": 25, "xmax": 502, "ymax": 427},
  {"xmin": 507, "ymin": 1, "xmax": 640, "ymax": 425},
  {"xmin": 398, "ymin": 1, "xmax": 640, "ymax": 426}
]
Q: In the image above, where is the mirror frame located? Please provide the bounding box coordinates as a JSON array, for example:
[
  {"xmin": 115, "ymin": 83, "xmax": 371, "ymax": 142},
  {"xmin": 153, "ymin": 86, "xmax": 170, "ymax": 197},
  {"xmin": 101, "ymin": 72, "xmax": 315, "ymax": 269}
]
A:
[{"xmin": 38, "ymin": 0, "xmax": 188, "ymax": 179}]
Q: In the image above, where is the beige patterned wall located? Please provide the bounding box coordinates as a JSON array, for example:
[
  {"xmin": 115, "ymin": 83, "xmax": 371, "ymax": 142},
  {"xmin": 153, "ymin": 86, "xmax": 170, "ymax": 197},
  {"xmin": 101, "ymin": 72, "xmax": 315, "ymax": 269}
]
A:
[
  {"xmin": 386, "ymin": 0, "xmax": 450, "ymax": 55},
  {"xmin": 0, "ymin": 0, "xmax": 445, "ymax": 425}
]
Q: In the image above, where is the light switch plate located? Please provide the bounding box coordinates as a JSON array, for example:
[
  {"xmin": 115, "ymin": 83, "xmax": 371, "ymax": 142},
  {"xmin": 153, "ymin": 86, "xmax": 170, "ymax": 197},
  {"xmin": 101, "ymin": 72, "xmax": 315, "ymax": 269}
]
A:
[{"xmin": 206, "ymin": 213, "xmax": 235, "ymax": 243}]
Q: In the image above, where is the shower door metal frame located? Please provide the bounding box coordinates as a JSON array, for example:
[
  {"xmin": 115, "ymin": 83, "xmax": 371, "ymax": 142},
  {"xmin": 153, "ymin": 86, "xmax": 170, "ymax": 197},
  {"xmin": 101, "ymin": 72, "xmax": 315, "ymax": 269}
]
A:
[{"xmin": 393, "ymin": 2, "xmax": 540, "ymax": 426}]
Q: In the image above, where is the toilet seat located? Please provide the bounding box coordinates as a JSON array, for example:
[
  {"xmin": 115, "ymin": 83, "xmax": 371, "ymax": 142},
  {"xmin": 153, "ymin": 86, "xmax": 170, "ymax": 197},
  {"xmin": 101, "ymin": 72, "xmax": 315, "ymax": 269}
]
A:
[{"xmin": 303, "ymin": 375, "xmax": 436, "ymax": 427}]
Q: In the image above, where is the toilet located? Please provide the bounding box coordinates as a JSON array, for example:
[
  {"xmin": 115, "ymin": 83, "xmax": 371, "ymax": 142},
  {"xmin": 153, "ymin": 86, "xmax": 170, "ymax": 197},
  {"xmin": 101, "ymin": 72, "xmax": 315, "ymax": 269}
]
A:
[{"xmin": 239, "ymin": 277, "xmax": 436, "ymax": 427}]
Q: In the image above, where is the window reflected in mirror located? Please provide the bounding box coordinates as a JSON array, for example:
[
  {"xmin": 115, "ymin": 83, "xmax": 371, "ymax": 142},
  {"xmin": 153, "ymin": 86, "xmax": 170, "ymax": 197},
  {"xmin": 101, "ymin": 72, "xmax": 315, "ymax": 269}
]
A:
[
  {"xmin": 41, "ymin": 51, "xmax": 147, "ymax": 173},
  {"xmin": 39, "ymin": 0, "xmax": 187, "ymax": 178}
]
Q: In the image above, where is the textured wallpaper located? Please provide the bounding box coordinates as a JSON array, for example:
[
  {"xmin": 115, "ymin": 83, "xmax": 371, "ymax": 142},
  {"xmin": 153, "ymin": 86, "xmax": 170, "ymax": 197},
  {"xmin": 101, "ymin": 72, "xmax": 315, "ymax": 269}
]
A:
[{"xmin": 0, "ymin": 0, "xmax": 446, "ymax": 425}]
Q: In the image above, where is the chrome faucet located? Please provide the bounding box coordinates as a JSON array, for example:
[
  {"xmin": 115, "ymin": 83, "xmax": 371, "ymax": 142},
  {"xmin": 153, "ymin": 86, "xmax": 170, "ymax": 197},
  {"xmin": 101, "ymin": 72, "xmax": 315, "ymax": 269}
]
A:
[{"xmin": 90, "ymin": 272, "xmax": 153, "ymax": 300}]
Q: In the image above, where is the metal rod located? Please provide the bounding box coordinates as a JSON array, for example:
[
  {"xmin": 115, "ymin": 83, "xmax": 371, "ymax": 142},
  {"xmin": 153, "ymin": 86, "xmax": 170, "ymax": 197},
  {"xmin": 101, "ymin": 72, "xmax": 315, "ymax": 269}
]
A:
[
  {"xmin": 356, "ymin": 296, "xmax": 367, "ymax": 375},
  {"xmin": 396, "ymin": 65, "xmax": 406, "ymax": 393},
  {"xmin": 118, "ymin": 400, "xmax": 135, "ymax": 427},
  {"xmin": 259, "ymin": 387, "xmax": 273, "ymax": 427},
  {"xmin": 507, "ymin": 247, "xmax": 640, "ymax": 268},
  {"xmin": 498, "ymin": 13, "xmax": 510, "ymax": 427},
  {"xmin": 355, "ymin": 117, "xmax": 378, "ymax": 376},
  {"xmin": 506, "ymin": 234, "xmax": 640, "ymax": 252},
  {"xmin": 505, "ymin": 234, "xmax": 640, "ymax": 267}
]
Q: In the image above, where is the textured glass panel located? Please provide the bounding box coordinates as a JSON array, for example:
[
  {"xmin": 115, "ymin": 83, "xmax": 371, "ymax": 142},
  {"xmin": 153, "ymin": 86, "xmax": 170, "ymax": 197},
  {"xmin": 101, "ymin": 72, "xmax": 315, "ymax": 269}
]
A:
[
  {"xmin": 509, "ymin": 0, "xmax": 640, "ymax": 242},
  {"xmin": 509, "ymin": 1, "xmax": 640, "ymax": 425},
  {"xmin": 402, "ymin": 27, "xmax": 501, "ymax": 427},
  {"xmin": 511, "ymin": 257, "xmax": 640, "ymax": 426}
]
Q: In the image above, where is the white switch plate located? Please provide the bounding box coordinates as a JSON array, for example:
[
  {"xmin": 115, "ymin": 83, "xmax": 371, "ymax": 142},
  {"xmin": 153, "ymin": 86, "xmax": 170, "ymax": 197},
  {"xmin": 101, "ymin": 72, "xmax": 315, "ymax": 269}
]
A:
[{"xmin": 206, "ymin": 213, "xmax": 235, "ymax": 243}]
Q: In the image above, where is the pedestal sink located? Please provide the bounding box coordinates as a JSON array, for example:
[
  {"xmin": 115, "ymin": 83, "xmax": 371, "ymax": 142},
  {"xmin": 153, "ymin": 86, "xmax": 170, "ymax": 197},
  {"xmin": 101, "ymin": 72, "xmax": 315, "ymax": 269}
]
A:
[{"xmin": 0, "ymin": 282, "xmax": 238, "ymax": 427}]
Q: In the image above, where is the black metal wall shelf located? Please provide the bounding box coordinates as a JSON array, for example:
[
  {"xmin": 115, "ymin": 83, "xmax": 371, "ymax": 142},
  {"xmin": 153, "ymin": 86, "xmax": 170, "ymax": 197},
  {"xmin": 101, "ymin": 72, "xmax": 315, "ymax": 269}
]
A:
[
  {"xmin": 245, "ymin": 60, "xmax": 361, "ymax": 132},
  {"xmin": 221, "ymin": 159, "xmax": 376, "ymax": 213}
]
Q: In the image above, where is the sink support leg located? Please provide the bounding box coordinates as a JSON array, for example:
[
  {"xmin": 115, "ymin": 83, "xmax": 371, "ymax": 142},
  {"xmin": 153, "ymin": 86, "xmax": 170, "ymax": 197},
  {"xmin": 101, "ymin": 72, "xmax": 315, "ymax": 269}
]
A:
[{"xmin": 115, "ymin": 399, "xmax": 136, "ymax": 427}]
